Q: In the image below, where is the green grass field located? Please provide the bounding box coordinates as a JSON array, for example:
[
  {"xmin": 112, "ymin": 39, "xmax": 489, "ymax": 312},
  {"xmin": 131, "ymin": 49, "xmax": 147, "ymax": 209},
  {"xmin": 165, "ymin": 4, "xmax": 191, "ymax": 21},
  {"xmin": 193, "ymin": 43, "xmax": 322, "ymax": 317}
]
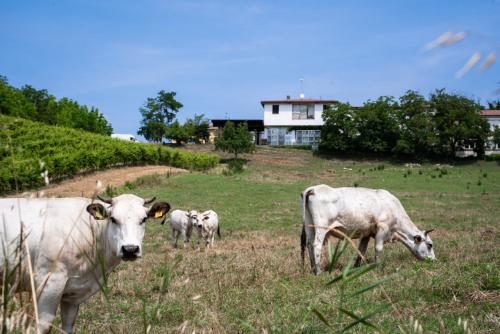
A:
[{"xmin": 76, "ymin": 146, "xmax": 499, "ymax": 333}]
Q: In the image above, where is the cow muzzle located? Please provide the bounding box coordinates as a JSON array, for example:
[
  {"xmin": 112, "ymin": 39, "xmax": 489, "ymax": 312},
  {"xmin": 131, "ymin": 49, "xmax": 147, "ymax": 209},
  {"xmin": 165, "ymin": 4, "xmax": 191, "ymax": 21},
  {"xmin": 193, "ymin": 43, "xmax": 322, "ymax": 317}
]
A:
[{"xmin": 121, "ymin": 245, "xmax": 141, "ymax": 261}]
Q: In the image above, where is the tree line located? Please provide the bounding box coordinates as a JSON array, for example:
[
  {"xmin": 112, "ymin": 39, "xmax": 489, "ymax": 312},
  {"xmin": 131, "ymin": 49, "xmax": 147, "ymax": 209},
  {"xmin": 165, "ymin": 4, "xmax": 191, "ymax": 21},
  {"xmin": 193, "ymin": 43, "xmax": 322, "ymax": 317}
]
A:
[
  {"xmin": 321, "ymin": 89, "xmax": 496, "ymax": 159},
  {"xmin": 0, "ymin": 75, "xmax": 113, "ymax": 135},
  {"xmin": 137, "ymin": 90, "xmax": 256, "ymax": 159}
]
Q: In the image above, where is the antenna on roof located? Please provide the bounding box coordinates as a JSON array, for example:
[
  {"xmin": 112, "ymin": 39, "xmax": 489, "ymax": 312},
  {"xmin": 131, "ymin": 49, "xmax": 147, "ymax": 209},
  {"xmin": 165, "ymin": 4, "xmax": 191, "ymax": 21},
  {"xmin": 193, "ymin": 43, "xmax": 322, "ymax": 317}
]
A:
[{"xmin": 299, "ymin": 78, "xmax": 305, "ymax": 99}]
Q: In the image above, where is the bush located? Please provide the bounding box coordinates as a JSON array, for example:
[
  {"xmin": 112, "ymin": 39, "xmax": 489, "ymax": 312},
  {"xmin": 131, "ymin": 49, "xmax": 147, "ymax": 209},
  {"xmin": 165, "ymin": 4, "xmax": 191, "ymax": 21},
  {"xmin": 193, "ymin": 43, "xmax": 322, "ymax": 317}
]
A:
[
  {"xmin": 228, "ymin": 159, "xmax": 244, "ymax": 173},
  {"xmin": 484, "ymin": 154, "xmax": 500, "ymax": 161},
  {"xmin": 0, "ymin": 115, "xmax": 219, "ymax": 193}
]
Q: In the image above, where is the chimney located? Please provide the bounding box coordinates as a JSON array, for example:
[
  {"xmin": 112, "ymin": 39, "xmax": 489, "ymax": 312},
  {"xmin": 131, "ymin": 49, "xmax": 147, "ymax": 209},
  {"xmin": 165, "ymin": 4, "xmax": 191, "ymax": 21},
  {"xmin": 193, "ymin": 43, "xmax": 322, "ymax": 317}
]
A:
[{"xmin": 286, "ymin": 95, "xmax": 291, "ymax": 100}]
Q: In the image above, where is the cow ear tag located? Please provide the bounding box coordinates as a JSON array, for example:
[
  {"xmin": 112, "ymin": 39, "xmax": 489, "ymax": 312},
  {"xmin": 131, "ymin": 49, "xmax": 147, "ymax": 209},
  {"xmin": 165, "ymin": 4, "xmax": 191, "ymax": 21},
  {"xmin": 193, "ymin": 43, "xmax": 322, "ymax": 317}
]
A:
[
  {"xmin": 148, "ymin": 202, "xmax": 171, "ymax": 219},
  {"xmin": 87, "ymin": 203, "xmax": 108, "ymax": 220}
]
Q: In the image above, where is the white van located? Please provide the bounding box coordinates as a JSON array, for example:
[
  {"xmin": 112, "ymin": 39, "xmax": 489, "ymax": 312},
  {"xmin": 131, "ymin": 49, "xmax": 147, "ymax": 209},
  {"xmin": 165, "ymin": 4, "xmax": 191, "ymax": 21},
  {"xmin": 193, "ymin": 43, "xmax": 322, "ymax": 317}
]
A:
[{"xmin": 111, "ymin": 134, "xmax": 137, "ymax": 142}]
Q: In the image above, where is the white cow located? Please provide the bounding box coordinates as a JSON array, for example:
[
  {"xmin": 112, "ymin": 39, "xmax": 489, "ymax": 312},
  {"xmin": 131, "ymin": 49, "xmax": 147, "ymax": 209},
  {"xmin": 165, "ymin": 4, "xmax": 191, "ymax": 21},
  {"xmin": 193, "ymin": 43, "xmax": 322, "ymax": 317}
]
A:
[
  {"xmin": 301, "ymin": 185, "xmax": 435, "ymax": 274},
  {"xmin": 0, "ymin": 194, "xmax": 170, "ymax": 333},
  {"xmin": 193, "ymin": 210, "xmax": 220, "ymax": 248},
  {"xmin": 165, "ymin": 209, "xmax": 198, "ymax": 248}
]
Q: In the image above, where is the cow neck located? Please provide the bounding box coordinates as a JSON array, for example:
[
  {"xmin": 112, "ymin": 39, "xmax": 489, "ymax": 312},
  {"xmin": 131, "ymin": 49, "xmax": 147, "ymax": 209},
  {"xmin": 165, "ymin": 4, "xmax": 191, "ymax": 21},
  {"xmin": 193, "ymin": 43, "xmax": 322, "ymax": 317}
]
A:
[{"xmin": 395, "ymin": 216, "xmax": 420, "ymax": 246}]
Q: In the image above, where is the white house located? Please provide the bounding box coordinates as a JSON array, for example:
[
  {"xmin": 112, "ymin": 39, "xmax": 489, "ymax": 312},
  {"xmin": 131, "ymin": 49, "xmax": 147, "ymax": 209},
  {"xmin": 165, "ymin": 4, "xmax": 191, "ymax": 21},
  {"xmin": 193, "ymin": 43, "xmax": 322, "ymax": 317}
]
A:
[
  {"xmin": 261, "ymin": 96, "xmax": 337, "ymax": 146},
  {"xmin": 482, "ymin": 110, "xmax": 500, "ymax": 130},
  {"xmin": 482, "ymin": 110, "xmax": 500, "ymax": 154}
]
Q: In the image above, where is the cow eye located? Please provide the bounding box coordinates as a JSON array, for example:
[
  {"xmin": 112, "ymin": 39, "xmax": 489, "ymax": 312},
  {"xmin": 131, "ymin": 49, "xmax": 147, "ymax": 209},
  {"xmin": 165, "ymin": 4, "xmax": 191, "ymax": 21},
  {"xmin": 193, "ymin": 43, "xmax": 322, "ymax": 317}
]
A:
[
  {"xmin": 414, "ymin": 235, "xmax": 423, "ymax": 243},
  {"xmin": 428, "ymin": 243, "xmax": 433, "ymax": 249},
  {"xmin": 110, "ymin": 217, "xmax": 118, "ymax": 224}
]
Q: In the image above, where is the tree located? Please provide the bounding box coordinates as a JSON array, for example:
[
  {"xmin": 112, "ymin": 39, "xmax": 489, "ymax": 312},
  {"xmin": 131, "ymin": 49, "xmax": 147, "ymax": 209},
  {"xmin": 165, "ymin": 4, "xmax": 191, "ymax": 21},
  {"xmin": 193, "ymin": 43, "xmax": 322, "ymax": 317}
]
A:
[
  {"xmin": 138, "ymin": 91, "xmax": 183, "ymax": 143},
  {"xmin": 320, "ymin": 102, "xmax": 358, "ymax": 152},
  {"xmin": 0, "ymin": 77, "xmax": 36, "ymax": 118},
  {"xmin": 184, "ymin": 113, "xmax": 210, "ymax": 143},
  {"xmin": 395, "ymin": 90, "xmax": 438, "ymax": 157},
  {"xmin": 430, "ymin": 89, "xmax": 490, "ymax": 157},
  {"xmin": 355, "ymin": 96, "xmax": 400, "ymax": 153},
  {"xmin": 487, "ymin": 100, "xmax": 500, "ymax": 110},
  {"xmin": 165, "ymin": 120, "xmax": 190, "ymax": 144},
  {"xmin": 215, "ymin": 121, "xmax": 255, "ymax": 159},
  {"xmin": 21, "ymin": 85, "xmax": 58, "ymax": 124}
]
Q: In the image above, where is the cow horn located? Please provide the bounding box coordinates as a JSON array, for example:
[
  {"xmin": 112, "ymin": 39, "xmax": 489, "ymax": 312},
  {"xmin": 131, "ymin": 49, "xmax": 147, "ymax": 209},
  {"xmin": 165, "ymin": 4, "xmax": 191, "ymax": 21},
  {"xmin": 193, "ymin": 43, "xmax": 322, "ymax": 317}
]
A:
[
  {"xmin": 144, "ymin": 197, "xmax": 156, "ymax": 205},
  {"xmin": 97, "ymin": 195, "xmax": 113, "ymax": 204},
  {"xmin": 424, "ymin": 229, "xmax": 435, "ymax": 235}
]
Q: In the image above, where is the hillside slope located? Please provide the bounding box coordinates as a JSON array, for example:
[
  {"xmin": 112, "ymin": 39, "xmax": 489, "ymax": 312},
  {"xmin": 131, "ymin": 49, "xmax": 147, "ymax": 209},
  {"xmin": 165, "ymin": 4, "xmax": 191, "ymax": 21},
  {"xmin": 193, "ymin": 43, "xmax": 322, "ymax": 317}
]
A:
[{"xmin": 0, "ymin": 115, "xmax": 218, "ymax": 193}]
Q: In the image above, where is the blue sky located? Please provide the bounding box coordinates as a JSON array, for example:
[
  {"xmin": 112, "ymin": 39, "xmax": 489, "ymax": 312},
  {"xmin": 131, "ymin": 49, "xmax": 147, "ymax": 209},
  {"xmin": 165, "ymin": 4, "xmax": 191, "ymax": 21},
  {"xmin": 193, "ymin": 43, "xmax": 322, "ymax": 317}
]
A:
[{"xmin": 1, "ymin": 0, "xmax": 499, "ymax": 135}]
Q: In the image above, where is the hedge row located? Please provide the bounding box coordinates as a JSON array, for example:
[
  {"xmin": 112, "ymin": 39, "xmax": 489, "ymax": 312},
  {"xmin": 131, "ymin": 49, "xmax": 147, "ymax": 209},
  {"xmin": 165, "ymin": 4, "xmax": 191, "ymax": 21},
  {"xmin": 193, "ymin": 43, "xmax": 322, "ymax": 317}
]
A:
[{"xmin": 0, "ymin": 115, "xmax": 219, "ymax": 193}]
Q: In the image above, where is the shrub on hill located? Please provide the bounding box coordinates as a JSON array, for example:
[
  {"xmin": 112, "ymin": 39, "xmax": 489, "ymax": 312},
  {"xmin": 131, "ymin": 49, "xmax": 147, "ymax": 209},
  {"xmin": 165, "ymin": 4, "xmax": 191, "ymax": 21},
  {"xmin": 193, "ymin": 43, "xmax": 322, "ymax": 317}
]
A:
[{"xmin": 0, "ymin": 115, "xmax": 219, "ymax": 193}]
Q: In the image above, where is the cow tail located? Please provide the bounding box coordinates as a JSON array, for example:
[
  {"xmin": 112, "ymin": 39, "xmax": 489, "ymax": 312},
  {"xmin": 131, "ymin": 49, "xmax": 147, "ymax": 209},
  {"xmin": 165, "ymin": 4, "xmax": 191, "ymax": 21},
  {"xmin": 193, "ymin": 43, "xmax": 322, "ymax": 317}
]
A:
[
  {"xmin": 300, "ymin": 224, "xmax": 306, "ymax": 268},
  {"xmin": 301, "ymin": 188, "xmax": 315, "ymax": 269},
  {"xmin": 300, "ymin": 189, "xmax": 314, "ymax": 266},
  {"xmin": 217, "ymin": 225, "xmax": 221, "ymax": 238}
]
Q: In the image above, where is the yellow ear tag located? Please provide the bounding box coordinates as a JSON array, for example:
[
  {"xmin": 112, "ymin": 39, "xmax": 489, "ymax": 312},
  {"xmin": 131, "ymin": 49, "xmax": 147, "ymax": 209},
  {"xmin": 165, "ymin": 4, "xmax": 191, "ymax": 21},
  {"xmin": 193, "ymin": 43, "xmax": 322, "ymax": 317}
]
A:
[
  {"xmin": 154, "ymin": 210, "xmax": 163, "ymax": 218},
  {"xmin": 95, "ymin": 211, "xmax": 103, "ymax": 220}
]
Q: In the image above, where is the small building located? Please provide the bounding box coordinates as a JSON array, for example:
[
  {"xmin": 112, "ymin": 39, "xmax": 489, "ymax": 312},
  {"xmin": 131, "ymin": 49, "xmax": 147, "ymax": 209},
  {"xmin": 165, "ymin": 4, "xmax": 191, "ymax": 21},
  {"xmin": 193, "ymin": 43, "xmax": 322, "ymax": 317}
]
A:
[
  {"xmin": 209, "ymin": 119, "xmax": 264, "ymax": 144},
  {"xmin": 111, "ymin": 133, "xmax": 137, "ymax": 142},
  {"xmin": 261, "ymin": 96, "xmax": 337, "ymax": 146}
]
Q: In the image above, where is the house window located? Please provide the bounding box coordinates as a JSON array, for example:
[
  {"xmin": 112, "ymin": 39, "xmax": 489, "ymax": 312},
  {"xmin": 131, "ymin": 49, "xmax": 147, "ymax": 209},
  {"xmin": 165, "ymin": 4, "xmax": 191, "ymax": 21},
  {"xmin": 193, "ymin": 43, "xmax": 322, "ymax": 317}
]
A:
[
  {"xmin": 292, "ymin": 104, "xmax": 315, "ymax": 120},
  {"xmin": 272, "ymin": 105, "xmax": 279, "ymax": 114},
  {"xmin": 266, "ymin": 127, "xmax": 287, "ymax": 145},
  {"xmin": 295, "ymin": 130, "xmax": 321, "ymax": 145}
]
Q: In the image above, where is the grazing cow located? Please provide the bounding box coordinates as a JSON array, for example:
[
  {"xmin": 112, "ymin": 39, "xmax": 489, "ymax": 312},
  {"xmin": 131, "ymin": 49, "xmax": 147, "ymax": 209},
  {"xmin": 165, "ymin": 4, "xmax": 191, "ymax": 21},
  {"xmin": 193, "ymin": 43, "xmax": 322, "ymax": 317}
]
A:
[
  {"xmin": 0, "ymin": 194, "xmax": 170, "ymax": 333},
  {"xmin": 301, "ymin": 185, "xmax": 435, "ymax": 274},
  {"xmin": 193, "ymin": 210, "xmax": 220, "ymax": 248},
  {"xmin": 165, "ymin": 209, "xmax": 199, "ymax": 248}
]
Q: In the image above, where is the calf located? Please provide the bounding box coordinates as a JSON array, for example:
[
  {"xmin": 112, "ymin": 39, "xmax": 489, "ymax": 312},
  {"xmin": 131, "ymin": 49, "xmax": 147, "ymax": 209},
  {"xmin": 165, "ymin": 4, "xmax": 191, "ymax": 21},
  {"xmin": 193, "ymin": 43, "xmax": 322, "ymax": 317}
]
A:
[
  {"xmin": 166, "ymin": 210, "xmax": 199, "ymax": 248},
  {"xmin": 301, "ymin": 185, "xmax": 435, "ymax": 274},
  {"xmin": 193, "ymin": 210, "xmax": 220, "ymax": 248}
]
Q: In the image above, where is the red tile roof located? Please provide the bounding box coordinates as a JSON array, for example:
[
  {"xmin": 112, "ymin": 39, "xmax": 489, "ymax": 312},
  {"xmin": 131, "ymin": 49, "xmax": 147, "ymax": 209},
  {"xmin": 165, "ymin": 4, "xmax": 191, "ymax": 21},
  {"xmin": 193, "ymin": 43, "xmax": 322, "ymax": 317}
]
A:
[
  {"xmin": 261, "ymin": 99, "xmax": 338, "ymax": 106},
  {"xmin": 482, "ymin": 110, "xmax": 500, "ymax": 116}
]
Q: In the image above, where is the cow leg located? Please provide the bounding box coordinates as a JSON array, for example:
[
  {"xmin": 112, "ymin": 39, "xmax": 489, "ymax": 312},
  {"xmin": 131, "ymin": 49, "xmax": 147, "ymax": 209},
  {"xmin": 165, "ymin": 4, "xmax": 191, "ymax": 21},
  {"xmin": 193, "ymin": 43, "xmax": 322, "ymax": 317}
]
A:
[
  {"xmin": 354, "ymin": 236, "xmax": 370, "ymax": 267},
  {"xmin": 205, "ymin": 235, "xmax": 210, "ymax": 250},
  {"xmin": 170, "ymin": 227, "xmax": 177, "ymax": 247},
  {"xmin": 307, "ymin": 242, "xmax": 315, "ymax": 272},
  {"xmin": 36, "ymin": 273, "xmax": 67, "ymax": 333},
  {"xmin": 304, "ymin": 228, "xmax": 316, "ymax": 273},
  {"xmin": 60, "ymin": 301, "xmax": 80, "ymax": 334},
  {"xmin": 181, "ymin": 229, "xmax": 187, "ymax": 248},
  {"xmin": 312, "ymin": 228, "xmax": 327, "ymax": 275},
  {"xmin": 374, "ymin": 225, "xmax": 389, "ymax": 263},
  {"xmin": 174, "ymin": 230, "xmax": 180, "ymax": 248},
  {"xmin": 186, "ymin": 224, "xmax": 192, "ymax": 243}
]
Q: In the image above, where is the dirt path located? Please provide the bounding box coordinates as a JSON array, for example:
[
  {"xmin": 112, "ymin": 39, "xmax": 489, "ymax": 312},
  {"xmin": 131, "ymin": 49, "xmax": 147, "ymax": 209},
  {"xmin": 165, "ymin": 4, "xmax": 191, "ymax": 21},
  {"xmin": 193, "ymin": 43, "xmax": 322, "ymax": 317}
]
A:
[{"xmin": 22, "ymin": 165, "xmax": 186, "ymax": 198}]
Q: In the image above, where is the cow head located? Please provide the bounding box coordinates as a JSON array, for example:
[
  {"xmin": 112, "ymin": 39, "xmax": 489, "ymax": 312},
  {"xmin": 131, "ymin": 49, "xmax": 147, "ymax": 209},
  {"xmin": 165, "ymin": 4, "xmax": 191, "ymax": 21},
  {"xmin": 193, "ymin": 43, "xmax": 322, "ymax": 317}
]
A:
[
  {"xmin": 87, "ymin": 194, "xmax": 170, "ymax": 261},
  {"xmin": 195, "ymin": 213, "xmax": 212, "ymax": 237},
  {"xmin": 398, "ymin": 229, "xmax": 436, "ymax": 261},
  {"xmin": 187, "ymin": 210, "xmax": 201, "ymax": 228}
]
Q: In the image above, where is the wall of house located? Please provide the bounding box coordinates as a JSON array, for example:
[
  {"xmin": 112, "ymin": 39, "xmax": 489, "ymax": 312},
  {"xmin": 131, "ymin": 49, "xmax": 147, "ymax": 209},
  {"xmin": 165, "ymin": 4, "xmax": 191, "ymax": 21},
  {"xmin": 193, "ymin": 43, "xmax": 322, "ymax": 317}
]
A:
[
  {"xmin": 263, "ymin": 103, "xmax": 324, "ymax": 126},
  {"xmin": 486, "ymin": 116, "xmax": 500, "ymax": 130}
]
